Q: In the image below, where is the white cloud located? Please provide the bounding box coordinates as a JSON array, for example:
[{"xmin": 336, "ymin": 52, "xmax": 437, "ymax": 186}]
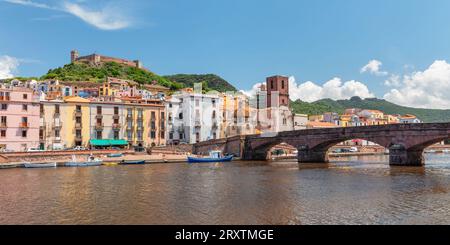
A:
[
  {"xmin": 63, "ymin": 2, "xmax": 131, "ymax": 30},
  {"xmin": 243, "ymin": 76, "xmax": 375, "ymax": 103},
  {"xmin": 383, "ymin": 60, "xmax": 450, "ymax": 109},
  {"xmin": 384, "ymin": 74, "xmax": 401, "ymax": 87},
  {"xmin": 289, "ymin": 77, "xmax": 375, "ymax": 102},
  {"xmin": 3, "ymin": 0, "xmax": 132, "ymax": 30},
  {"xmin": 0, "ymin": 55, "xmax": 19, "ymax": 79},
  {"xmin": 361, "ymin": 59, "xmax": 388, "ymax": 76}
]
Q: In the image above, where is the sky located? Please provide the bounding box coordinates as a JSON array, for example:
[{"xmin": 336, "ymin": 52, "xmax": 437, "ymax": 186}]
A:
[{"xmin": 2, "ymin": 0, "xmax": 450, "ymax": 109}]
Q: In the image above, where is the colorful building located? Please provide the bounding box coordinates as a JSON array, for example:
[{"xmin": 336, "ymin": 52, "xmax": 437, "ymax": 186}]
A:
[{"xmin": 0, "ymin": 86, "xmax": 40, "ymax": 152}]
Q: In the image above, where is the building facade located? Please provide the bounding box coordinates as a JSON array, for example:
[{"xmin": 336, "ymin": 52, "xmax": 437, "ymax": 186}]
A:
[{"xmin": 0, "ymin": 86, "xmax": 40, "ymax": 152}]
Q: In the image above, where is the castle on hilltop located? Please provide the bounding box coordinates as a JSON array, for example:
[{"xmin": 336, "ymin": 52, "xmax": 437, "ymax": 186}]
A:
[{"xmin": 70, "ymin": 50, "xmax": 144, "ymax": 69}]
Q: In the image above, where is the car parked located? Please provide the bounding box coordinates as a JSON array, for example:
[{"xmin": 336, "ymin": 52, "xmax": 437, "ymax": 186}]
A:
[
  {"xmin": 73, "ymin": 146, "xmax": 87, "ymax": 151},
  {"xmin": 27, "ymin": 148, "xmax": 44, "ymax": 152}
]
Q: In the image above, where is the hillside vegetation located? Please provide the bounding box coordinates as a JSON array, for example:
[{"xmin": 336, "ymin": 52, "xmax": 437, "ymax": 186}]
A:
[
  {"xmin": 291, "ymin": 96, "xmax": 450, "ymax": 123},
  {"xmin": 163, "ymin": 74, "xmax": 237, "ymax": 92}
]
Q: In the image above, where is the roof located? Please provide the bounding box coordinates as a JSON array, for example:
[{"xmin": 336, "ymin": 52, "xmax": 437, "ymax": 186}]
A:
[{"xmin": 307, "ymin": 121, "xmax": 338, "ymax": 128}]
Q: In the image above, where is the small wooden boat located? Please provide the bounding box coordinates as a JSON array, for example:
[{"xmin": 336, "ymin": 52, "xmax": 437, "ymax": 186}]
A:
[
  {"xmin": 188, "ymin": 151, "xmax": 233, "ymax": 163},
  {"xmin": 103, "ymin": 162, "xmax": 119, "ymax": 166},
  {"xmin": 65, "ymin": 155, "xmax": 103, "ymax": 167},
  {"xmin": 188, "ymin": 155, "xmax": 233, "ymax": 163},
  {"xmin": 120, "ymin": 160, "xmax": 146, "ymax": 165},
  {"xmin": 24, "ymin": 162, "xmax": 57, "ymax": 168},
  {"xmin": 107, "ymin": 153, "xmax": 124, "ymax": 158}
]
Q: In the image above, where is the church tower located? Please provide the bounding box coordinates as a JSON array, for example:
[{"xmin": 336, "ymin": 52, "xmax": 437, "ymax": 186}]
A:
[{"xmin": 266, "ymin": 75, "xmax": 290, "ymax": 108}]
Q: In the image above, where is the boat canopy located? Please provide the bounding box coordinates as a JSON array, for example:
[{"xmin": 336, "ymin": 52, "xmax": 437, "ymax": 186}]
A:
[{"xmin": 90, "ymin": 139, "xmax": 128, "ymax": 147}]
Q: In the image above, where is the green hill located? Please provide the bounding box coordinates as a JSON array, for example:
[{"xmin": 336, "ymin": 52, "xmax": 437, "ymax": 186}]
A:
[
  {"xmin": 41, "ymin": 62, "xmax": 184, "ymax": 90},
  {"xmin": 163, "ymin": 74, "xmax": 237, "ymax": 92},
  {"xmin": 291, "ymin": 96, "xmax": 450, "ymax": 123}
]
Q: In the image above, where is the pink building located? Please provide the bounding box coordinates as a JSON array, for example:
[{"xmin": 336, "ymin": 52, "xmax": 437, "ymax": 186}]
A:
[{"xmin": 0, "ymin": 86, "xmax": 40, "ymax": 152}]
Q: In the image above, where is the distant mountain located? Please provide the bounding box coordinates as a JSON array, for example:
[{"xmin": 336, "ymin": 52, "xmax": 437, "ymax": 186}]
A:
[
  {"xmin": 291, "ymin": 96, "xmax": 450, "ymax": 123},
  {"xmin": 163, "ymin": 74, "xmax": 237, "ymax": 92},
  {"xmin": 41, "ymin": 62, "xmax": 184, "ymax": 90}
]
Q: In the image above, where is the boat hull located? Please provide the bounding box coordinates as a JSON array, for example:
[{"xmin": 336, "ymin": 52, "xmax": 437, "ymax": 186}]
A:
[
  {"xmin": 107, "ymin": 153, "xmax": 124, "ymax": 158},
  {"xmin": 120, "ymin": 160, "xmax": 146, "ymax": 165},
  {"xmin": 187, "ymin": 156, "xmax": 233, "ymax": 163},
  {"xmin": 24, "ymin": 163, "xmax": 57, "ymax": 168},
  {"xmin": 65, "ymin": 161, "xmax": 103, "ymax": 167}
]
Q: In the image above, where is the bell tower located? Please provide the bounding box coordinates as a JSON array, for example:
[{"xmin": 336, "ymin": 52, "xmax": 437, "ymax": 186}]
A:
[{"xmin": 266, "ymin": 75, "xmax": 289, "ymax": 108}]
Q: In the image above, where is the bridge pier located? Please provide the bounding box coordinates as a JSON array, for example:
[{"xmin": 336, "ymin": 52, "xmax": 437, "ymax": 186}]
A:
[
  {"xmin": 389, "ymin": 145, "xmax": 424, "ymax": 166},
  {"xmin": 297, "ymin": 146, "xmax": 329, "ymax": 163}
]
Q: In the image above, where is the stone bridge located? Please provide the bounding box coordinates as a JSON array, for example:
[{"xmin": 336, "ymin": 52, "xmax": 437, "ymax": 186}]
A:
[{"xmin": 193, "ymin": 123, "xmax": 450, "ymax": 166}]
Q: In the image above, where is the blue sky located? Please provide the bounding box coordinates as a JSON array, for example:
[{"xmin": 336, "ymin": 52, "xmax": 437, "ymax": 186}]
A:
[{"xmin": 2, "ymin": 0, "xmax": 450, "ymax": 109}]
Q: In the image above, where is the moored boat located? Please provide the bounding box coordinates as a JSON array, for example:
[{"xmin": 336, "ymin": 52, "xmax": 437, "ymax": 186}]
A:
[
  {"xmin": 65, "ymin": 154, "xmax": 103, "ymax": 167},
  {"xmin": 24, "ymin": 162, "xmax": 57, "ymax": 168},
  {"xmin": 120, "ymin": 160, "xmax": 146, "ymax": 165},
  {"xmin": 188, "ymin": 151, "xmax": 233, "ymax": 163},
  {"xmin": 107, "ymin": 153, "xmax": 124, "ymax": 158}
]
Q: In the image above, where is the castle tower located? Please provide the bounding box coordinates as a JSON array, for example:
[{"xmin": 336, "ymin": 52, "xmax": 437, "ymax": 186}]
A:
[
  {"xmin": 266, "ymin": 75, "xmax": 289, "ymax": 108},
  {"xmin": 71, "ymin": 50, "xmax": 79, "ymax": 63}
]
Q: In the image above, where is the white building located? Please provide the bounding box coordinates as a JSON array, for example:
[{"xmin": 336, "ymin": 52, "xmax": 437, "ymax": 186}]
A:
[
  {"xmin": 293, "ymin": 114, "xmax": 308, "ymax": 130},
  {"xmin": 166, "ymin": 91, "xmax": 222, "ymax": 144}
]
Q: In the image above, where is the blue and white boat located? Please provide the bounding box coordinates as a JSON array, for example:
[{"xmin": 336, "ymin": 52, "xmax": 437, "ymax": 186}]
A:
[
  {"xmin": 188, "ymin": 151, "xmax": 233, "ymax": 163},
  {"xmin": 24, "ymin": 162, "xmax": 57, "ymax": 168},
  {"xmin": 65, "ymin": 155, "xmax": 103, "ymax": 167}
]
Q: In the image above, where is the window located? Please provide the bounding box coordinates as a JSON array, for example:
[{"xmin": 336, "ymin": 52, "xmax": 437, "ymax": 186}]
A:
[
  {"xmin": 169, "ymin": 103, "xmax": 173, "ymax": 108},
  {"xmin": 23, "ymin": 94, "xmax": 28, "ymax": 99},
  {"xmin": 22, "ymin": 117, "xmax": 28, "ymax": 124},
  {"xmin": 114, "ymin": 107, "xmax": 119, "ymax": 115},
  {"xmin": 169, "ymin": 133, "xmax": 173, "ymax": 140},
  {"xmin": 271, "ymin": 80, "xmax": 274, "ymax": 89},
  {"xmin": 161, "ymin": 131, "xmax": 165, "ymax": 139},
  {"xmin": 76, "ymin": 117, "xmax": 82, "ymax": 124},
  {"xmin": 1, "ymin": 104, "xmax": 7, "ymax": 110},
  {"xmin": 114, "ymin": 131, "xmax": 120, "ymax": 140},
  {"xmin": 212, "ymin": 100, "xmax": 216, "ymax": 108},
  {"xmin": 179, "ymin": 133, "xmax": 183, "ymax": 139},
  {"xmin": 76, "ymin": 105, "xmax": 81, "ymax": 112},
  {"xmin": 40, "ymin": 104, "xmax": 44, "ymax": 113},
  {"xmin": 195, "ymin": 99, "xmax": 200, "ymax": 107},
  {"xmin": 97, "ymin": 106, "xmax": 102, "ymax": 114},
  {"xmin": 151, "ymin": 111, "xmax": 156, "ymax": 121},
  {"xmin": 55, "ymin": 105, "xmax": 60, "ymax": 114},
  {"xmin": 127, "ymin": 131, "xmax": 133, "ymax": 139},
  {"xmin": 76, "ymin": 130, "xmax": 82, "ymax": 138},
  {"xmin": 179, "ymin": 113, "xmax": 183, "ymax": 119},
  {"xmin": 281, "ymin": 80, "xmax": 285, "ymax": 89},
  {"xmin": 22, "ymin": 104, "xmax": 28, "ymax": 111},
  {"xmin": 96, "ymin": 131, "xmax": 102, "ymax": 139},
  {"xmin": 22, "ymin": 130, "xmax": 27, "ymax": 138},
  {"xmin": 151, "ymin": 131, "xmax": 156, "ymax": 139},
  {"xmin": 212, "ymin": 111, "xmax": 216, "ymax": 119},
  {"xmin": 0, "ymin": 130, "xmax": 5, "ymax": 138},
  {"xmin": 55, "ymin": 130, "xmax": 60, "ymax": 138},
  {"xmin": 213, "ymin": 133, "xmax": 217, "ymax": 139},
  {"xmin": 1, "ymin": 116, "xmax": 7, "ymax": 126}
]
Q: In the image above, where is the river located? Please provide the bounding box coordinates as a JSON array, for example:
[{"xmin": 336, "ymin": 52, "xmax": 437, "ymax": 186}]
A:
[{"xmin": 1, "ymin": 154, "xmax": 450, "ymax": 225}]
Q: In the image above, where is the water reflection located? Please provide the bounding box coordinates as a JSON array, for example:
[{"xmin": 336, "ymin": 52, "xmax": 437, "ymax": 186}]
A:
[{"xmin": 0, "ymin": 154, "xmax": 450, "ymax": 224}]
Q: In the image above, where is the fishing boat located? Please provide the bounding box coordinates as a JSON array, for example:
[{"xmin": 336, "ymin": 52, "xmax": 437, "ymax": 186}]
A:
[
  {"xmin": 120, "ymin": 160, "xmax": 146, "ymax": 165},
  {"xmin": 24, "ymin": 162, "xmax": 57, "ymax": 168},
  {"xmin": 103, "ymin": 162, "xmax": 119, "ymax": 166},
  {"xmin": 187, "ymin": 151, "xmax": 233, "ymax": 163},
  {"xmin": 65, "ymin": 154, "xmax": 103, "ymax": 167},
  {"xmin": 107, "ymin": 153, "xmax": 124, "ymax": 158}
]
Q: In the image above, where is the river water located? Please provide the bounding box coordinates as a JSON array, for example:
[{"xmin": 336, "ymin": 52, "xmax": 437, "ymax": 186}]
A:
[{"xmin": 1, "ymin": 154, "xmax": 450, "ymax": 225}]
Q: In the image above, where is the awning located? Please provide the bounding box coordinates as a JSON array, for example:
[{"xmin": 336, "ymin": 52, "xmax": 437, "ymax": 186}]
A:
[{"xmin": 90, "ymin": 139, "xmax": 129, "ymax": 146}]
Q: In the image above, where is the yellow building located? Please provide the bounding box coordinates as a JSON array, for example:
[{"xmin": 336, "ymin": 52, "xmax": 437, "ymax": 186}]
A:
[
  {"xmin": 339, "ymin": 114, "xmax": 352, "ymax": 127},
  {"xmin": 309, "ymin": 115, "xmax": 324, "ymax": 122},
  {"xmin": 63, "ymin": 96, "xmax": 91, "ymax": 148}
]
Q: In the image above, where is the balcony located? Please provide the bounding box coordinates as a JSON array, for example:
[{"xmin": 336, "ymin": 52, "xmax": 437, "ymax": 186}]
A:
[
  {"xmin": 74, "ymin": 110, "xmax": 82, "ymax": 117},
  {"xmin": 126, "ymin": 124, "xmax": 134, "ymax": 130},
  {"xmin": 54, "ymin": 137, "xmax": 61, "ymax": 143},
  {"xmin": 19, "ymin": 122, "xmax": 29, "ymax": 129},
  {"xmin": 126, "ymin": 114, "xmax": 133, "ymax": 120},
  {"xmin": 95, "ymin": 123, "xmax": 104, "ymax": 130},
  {"xmin": 113, "ymin": 114, "xmax": 120, "ymax": 120},
  {"xmin": 75, "ymin": 135, "xmax": 83, "ymax": 141},
  {"xmin": 95, "ymin": 114, "xmax": 103, "ymax": 119},
  {"xmin": 0, "ymin": 123, "xmax": 7, "ymax": 128},
  {"xmin": 52, "ymin": 121, "xmax": 62, "ymax": 129},
  {"xmin": 137, "ymin": 125, "xmax": 144, "ymax": 131},
  {"xmin": 195, "ymin": 120, "xmax": 201, "ymax": 128},
  {"xmin": 113, "ymin": 123, "xmax": 121, "ymax": 130},
  {"xmin": 75, "ymin": 123, "xmax": 82, "ymax": 129},
  {"xmin": 212, "ymin": 122, "xmax": 218, "ymax": 129},
  {"xmin": 53, "ymin": 113, "xmax": 60, "ymax": 119},
  {"xmin": 0, "ymin": 96, "xmax": 11, "ymax": 101}
]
